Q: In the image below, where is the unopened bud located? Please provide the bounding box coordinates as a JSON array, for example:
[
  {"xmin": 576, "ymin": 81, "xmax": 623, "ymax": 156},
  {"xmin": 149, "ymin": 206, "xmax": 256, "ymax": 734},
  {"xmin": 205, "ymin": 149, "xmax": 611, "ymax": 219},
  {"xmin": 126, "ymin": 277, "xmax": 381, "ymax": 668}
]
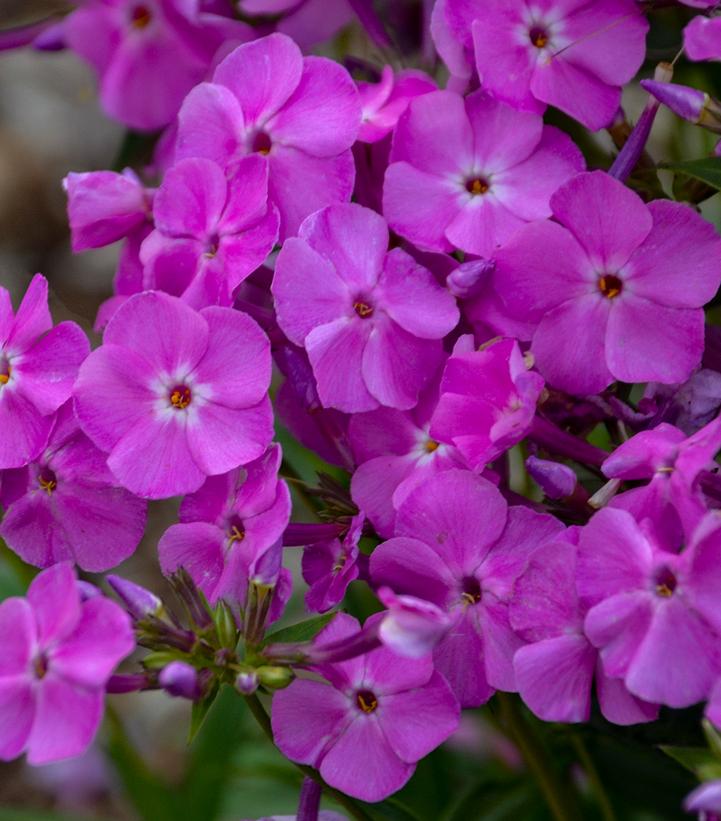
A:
[
  {"xmin": 159, "ymin": 661, "xmax": 202, "ymax": 700},
  {"xmin": 214, "ymin": 601, "xmax": 239, "ymax": 650},
  {"xmin": 235, "ymin": 670, "xmax": 259, "ymax": 695},
  {"xmin": 446, "ymin": 259, "xmax": 495, "ymax": 299},
  {"xmin": 256, "ymin": 665, "xmax": 294, "ymax": 690},
  {"xmin": 641, "ymin": 80, "xmax": 721, "ymax": 134},
  {"xmin": 107, "ymin": 575, "xmax": 162, "ymax": 621},
  {"xmin": 526, "ymin": 455, "xmax": 577, "ymax": 500}
]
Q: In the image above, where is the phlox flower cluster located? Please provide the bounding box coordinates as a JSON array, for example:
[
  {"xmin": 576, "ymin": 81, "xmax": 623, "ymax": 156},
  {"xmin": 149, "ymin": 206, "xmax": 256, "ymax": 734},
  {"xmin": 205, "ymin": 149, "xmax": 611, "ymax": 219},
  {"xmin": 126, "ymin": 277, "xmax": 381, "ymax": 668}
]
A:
[{"xmin": 3, "ymin": 0, "xmax": 721, "ymax": 816}]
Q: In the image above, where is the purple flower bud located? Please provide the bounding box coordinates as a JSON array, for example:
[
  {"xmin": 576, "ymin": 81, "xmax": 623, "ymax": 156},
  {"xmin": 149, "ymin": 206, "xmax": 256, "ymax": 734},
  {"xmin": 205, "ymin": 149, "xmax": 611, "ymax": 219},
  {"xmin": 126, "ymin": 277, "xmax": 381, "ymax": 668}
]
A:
[
  {"xmin": 446, "ymin": 258, "xmax": 496, "ymax": 299},
  {"xmin": 107, "ymin": 575, "xmax": 162, "ymax": 621},
  {"xmin": 77, "ymin": 581, "xmax": 102, "ymax": 602},
  {"xmin": 235, "ymin": 671, "xmax": 259, "ymax": 695},
  {"xmin": 251, "ymin": 540, "xmax": 283, "ymax": 587},
  {"xmin": 159, "ymin": 661, "xmax": 202, "ymax": 700},
  {"xmin": 377, "ymin": 588, "xmax": 451, "ymax": 658},
  {"xmin": 640, "ymin": 79, "xmax": 706, "ymax": 123},
  {"xmin": 526, "ymin": 455, "xmax": 577, "ymax": 500},
  {"xmin": 684, "ymin": 780, "xmax": 721, "ymax": 816}
]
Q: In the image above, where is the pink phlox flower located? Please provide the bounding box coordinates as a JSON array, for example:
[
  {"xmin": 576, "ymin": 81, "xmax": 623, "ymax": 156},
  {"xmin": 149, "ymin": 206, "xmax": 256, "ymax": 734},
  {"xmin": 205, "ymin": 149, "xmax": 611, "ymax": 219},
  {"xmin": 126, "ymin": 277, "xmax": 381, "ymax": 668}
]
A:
[
  {"xmin": 495, "ymin": 171, "xmax": 721, "ymax": 395},
  {"xmin": 383, "ymin": 88, "xmax": 584, "ymax": 257},
  {"xmin": 0, "ymin": 274, "xmax": 89, "ymax": 470},
  {"xmin": 158, "ymin": 444, "xmax": 291, "ymax": 610},
  {"xmin": 175, "ymin": 33, "xmax": 361, "ymax": 238},
  {"xmin": 140, "ymin": 156, "xmax": 279, "ymax": 308},
  {"xmin": 271, "ymin": 612, "xmax": 459, "ymax": 802},
  {"xmin": 0, "ymin": 562, "xmax": 134, "ymax": 765},
  {"xmin": 358, "ymin": 66, "xmax": 436, "ymax": 143},
  {"xmin": 73, "ymin": 291, "xmax": 273, "ymax": 498},
  {"xmin": 370, "ymin": 469, "xmax": 564, "ymax": 707},
  {"xmin": 430, "ymin": 336, "xmax": 544, "ymax": 471},
  {"xmin": 0, "ymin": 402, "xmax": 147, "ymax": 571}
]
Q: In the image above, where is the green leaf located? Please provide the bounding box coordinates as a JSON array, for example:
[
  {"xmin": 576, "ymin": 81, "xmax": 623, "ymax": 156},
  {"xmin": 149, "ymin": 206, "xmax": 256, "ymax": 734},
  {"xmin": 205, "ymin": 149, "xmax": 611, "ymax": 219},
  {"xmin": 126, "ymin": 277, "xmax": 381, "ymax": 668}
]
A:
[
  {"xmin": 661, "ymin": 745, "xmax": 721, "ymax": 781},
  {"xmin": 661, "ymin": 158, "xmax": 721, "ymax": 191},
  {"xmin": 703, "ymin": 719, "xmax": 721, "ymax": 762},
  {"xmin": 188, "ymin": 681, "xmax": 220, "ymax": 744},
  {"xmin": 262, "ymin": 612, "xmax": 336, "ymax": 646}
]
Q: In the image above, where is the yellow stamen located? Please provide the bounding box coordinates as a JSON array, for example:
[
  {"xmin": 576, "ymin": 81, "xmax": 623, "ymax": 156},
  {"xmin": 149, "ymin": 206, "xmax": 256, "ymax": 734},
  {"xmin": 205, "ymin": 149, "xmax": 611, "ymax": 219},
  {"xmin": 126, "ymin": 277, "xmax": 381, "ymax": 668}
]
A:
[
  {"xmin": 655, "ymin": 583, "xmax": 674, "ymax": 598},
  {"xmin": 424, "ymin": 439, "xmax": 440, "ymax": 453},
  {"xmin": 354, "ymin": 301, "xmax": 374, "ymax": 318},
  {"xmin": 356, "ymin": 691, "xmax": 378, "ymax": 713},
  {"xmin": 38, "ymin": 476, "xmax": 57, "ymax": 495},
  {"xmin": 170, "ymin": 386, "xmax": 191, "ymax": 409},
  {"xmin": 228, "ymin": 525, "xmax": 245, "ymax": 544},
  {"xmin": 598, "ymin": 274, "xmax": 623, "ymax": 299}
]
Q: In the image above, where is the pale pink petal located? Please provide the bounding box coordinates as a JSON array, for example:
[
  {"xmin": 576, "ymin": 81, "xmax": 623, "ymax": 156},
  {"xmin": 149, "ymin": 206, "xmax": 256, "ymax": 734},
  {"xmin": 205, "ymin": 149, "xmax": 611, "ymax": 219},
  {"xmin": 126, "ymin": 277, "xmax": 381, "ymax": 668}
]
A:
[
  {"xmin": 153, "ymin": 158, "xmax": 228, "ymax": 238},
  {"xmin": 175, "ymin": 83, "xmax": 245, "ymax": 168},
  {"xmin": 465, "ymin": 91, "xmax": 542, "ymax": 170},
  {"xmin": 445, "ymin": 194, "xmax": 527, "ymax": 257},
  {"xmin": 158, "ymin": 522, "xmax": 225, "ymax": 598}
]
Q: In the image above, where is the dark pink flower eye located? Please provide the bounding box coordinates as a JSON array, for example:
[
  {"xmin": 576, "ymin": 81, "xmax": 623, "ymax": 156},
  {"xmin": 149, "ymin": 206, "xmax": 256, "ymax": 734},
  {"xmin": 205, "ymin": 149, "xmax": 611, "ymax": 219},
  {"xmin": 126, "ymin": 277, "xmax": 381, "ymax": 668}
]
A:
[
  {"xmin": 529, "ymin": 26, "xmax": 549, "ymax": 49},
  {"xmin": 353, "ymin": 300, "xmax": 374, "ymax": 318},
  {"xmin": 0, "ymin": 358, "xmax": 9, "ymax": 386},
  {"xmin": 598, "ymin": 274, "xmax": 623, "ymax": 299},
  {"xmin": 130, "ymin": 5, "xmax": 152, "ymax": 29},
  {"xmin": 465, "ymin": 177, "xmax": 489, "ymax": 196},
  {"xmin": 355, "ymin": 689, "xmax": 378, "ymax": 714},
  {"xmin": 169, "ymin": 385, "xmax": 192, "ymax": 409},
  {"xmin": 251, "ymin": 131, "xmax": 272, "ymax": 155},
  {"xmin": 654, "ymin": 566, "xmax": 678, "ymax": 598},
  {"xmin": 38, "ymin": 468, "xmax": 57, "ymax": 495},
  {"xmin": 227, "ymin": 517, "xmax": 245, "ymax": 544},
  {"xmin": 461, "ymin": 576, "xmax": 482, "ymax": 606}
]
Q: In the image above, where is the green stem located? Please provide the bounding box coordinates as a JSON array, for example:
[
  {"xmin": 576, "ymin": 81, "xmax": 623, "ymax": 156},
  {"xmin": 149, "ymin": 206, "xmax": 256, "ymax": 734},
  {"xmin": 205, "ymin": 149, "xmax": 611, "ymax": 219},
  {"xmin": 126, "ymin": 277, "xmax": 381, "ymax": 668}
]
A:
[
  {"xmin": 570, "ymin": 734, "xmax": 616, "ymax": 821},
  {"xmin": 244, "ymin": 694, "xmax": 374, "ymax": 821},
  {"xmin": 496, "ymin": 693, "xmax": 579, "ymax": 821}
]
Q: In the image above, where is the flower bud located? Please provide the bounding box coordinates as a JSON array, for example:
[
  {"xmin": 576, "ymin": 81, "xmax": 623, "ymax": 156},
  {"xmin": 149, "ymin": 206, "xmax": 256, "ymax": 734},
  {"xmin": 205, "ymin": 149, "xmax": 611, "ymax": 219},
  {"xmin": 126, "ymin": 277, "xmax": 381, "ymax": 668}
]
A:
[
  {"xmin": 446, "ymin": 259, "xmax": 495, "ymax": 299},
  {"xmin": 256, "ymin": 665, "xmax": 294, "ymax": 690},
  {"xmin": 377, "ymin": 588, "xmax": 451, "ymax": 658},
  {"xmin": 159, "ymin": 661, "xmax": 202, "ymax": 700},
  {"xmin": 235, "ymin": 670, "xmax": 259, "ymax": 695},
  {"xmin": 526, "ymin": 455, "xmax": 577, "ymax": 500},
  {"xmin": 641, "ymin": 80, "xmax": 721, "ymax": 134},
  {"xmin": 107, "ymin": 575, "xmax": 162, "ymax": 621},
  {"xmin": 214, "ymin": 601, "xmax": 239, "ymax": 650}
]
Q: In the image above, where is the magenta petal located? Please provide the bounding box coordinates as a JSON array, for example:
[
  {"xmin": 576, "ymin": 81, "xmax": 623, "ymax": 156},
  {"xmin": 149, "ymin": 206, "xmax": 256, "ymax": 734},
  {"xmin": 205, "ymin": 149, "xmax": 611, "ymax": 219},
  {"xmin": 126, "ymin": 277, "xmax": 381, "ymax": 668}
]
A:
[
  {"xmin": 379, "ymin": 672, "xmax": 459, "ymax": 761},
  {"xmin": 105, "ymin": 291, "xmax": 209, "ymax": 376},
  {"xmin": 300, "ymin": 203, "xmax": 387, "ymax": 292},
  {"xmin": 494, "ymin": 220, "xmax": 592, "ymax": 322},
  {"xmin": 0, "ymin": 677, "xmax": 34, "ymax": 761},
  {"xmin": 0, "ymin": 389, "xmax": 52, "ymax": 469},
  {"xmin": 493, "ymin": 126, "xmax": 585, "ymax": 222},
  {"xmin": 268, "ymin": 56, "xmax": 360, "ymax": 156},
  {"xmin": 684, "ymin": 15, "xmax": 721, "ymax": 62},
  {"xmin": 362, "ymin": 319, "xmax": 440, "ymax": 410},
  {"xmin": 221, "ymin": 154, "xmax": 272, "ymax": 233},
  {"xmin": 514, "ymin": 635, "xmax": 595, "ymax": 723},
  {"xmin": 391, "ymin": 90, "xmax": 473, "ymax": 174},
  {"xmin": 196, "ymin": 307, "xmax": 271, "ymax": 408},
  {"xmin": 50, "ymin": 483, "xmax": 147, "ymax": 572},
  {"xmin": 531, "ymin": 294, "xmax": 613, "ymax": 395},
  {"xmin": 434, "ymin": 611, "xmax": 493, "ymax": 707},
  {"xmin": 154, "ymin": 158, "xmax": 227, "ymax": 237},
  {"xmin": 50, "ymin": 598, "xmax": 133, "ymax": 688},
  {"xmin": 73, "ymin": 343, "xmax": 155, "ymax": 453},
  {"xmin": 371, "ymin": 536, "xmax": 455, "ymax": 608},
  {"xmin": 395, "ymin": 470, "xmax": 507, "ymax": 574},
  {"xmin": 465, "ymin": 90, "xmax": 542, "ymax": 169},
  {"xmin": 351, "ymin": 456, "xmax": 414, "ymax": 538},
  {"xmin": 6, "ymin": 275, "xmax": 52, "ymax": 352},
  {"xmin": 15, "ymin": 322, "xmax": 90, "ymax": 416},
  {"xmin": 268, "ymin": 146, "xmax": 355, "ymax": 239},
  {"xmin": 27, "ymin": 563, "xmax": 81, "ymax": 647},
  {"xmin": 273, "ymin": 237, "xmax": 350, "ymax": 345},
  {"xmin": 596, "ymin": 663, "xmax": 658, "ymax": 726},
  {"xmin": 26, "ymin": 674, "xmax": 103, "ymax": 765},
  {"xmin": 107, "ymin": 417, "xmax": 205, "ymax": 499},
  {"xmin": 577, "ymin": 508, "xmax": 653, "ymax": 608},
  {"xmin": 550, "ymin": 172, "xmax": 652, "ymax": 268},
  {"xmin": 478, "ymin": 599, "xmax": 523, "ymax": 691},
  {"xmin": 0, "ymin": 598, "xmax": 34, "ymax": 676},
  {"xmin": 319, "ymin": 715, "xmax": 414, "ymax": 802},
  {"xmin": 271, "ymin": 678, "xmax": 349, "ymax": 764},
  {"xmin": 382, "ymin": 161, "xmax": 459, "ymax": 253},
  {"xmin": 187, "ymin": 398, "xmax": 274, "ymax": 474},
  {"xmin": 445, "ymin": 194, "xmax": 527, "ymax": 258},
  {"xmin": 606, "ymin": 297, "xmax": 703, "ymax": 386},
  {"xmin": 626, "ymin": 599, "xmax": 721, "ymax": 707},
  {"xmin": 349, "ymin": 407, "xmax": 420, "ymax": 461},
  {"xmin": 626, "ymin": 201, "xmax": 721, "ymax": 308},
  {"xmin": 0, "ymin": 492, "xmax": 63, "ymax": 568},
  {"xmin": 213, "ymin": 33, "xmax": 302, "ymax": 125},
  {"xmin": 176, "ymin": 82, "xmax": 245, "ymax": 168},
  {"xmin": 584, "ymin": 592, "xmax": 653, "ymax": 679},
  {"xmin": 531, "ymin": 56, "xmax": 621, "ymax": 131},
  {"xmin": 377, "ymin": 248, "xmax": 459, "ymax": 339},
  {"xmin": 158, "ymin": 522, "xmax": 225, "ymax": 599},
  {"xmin": 306, "ymin": 317, "xmax": 377, "ymax": 413}
]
